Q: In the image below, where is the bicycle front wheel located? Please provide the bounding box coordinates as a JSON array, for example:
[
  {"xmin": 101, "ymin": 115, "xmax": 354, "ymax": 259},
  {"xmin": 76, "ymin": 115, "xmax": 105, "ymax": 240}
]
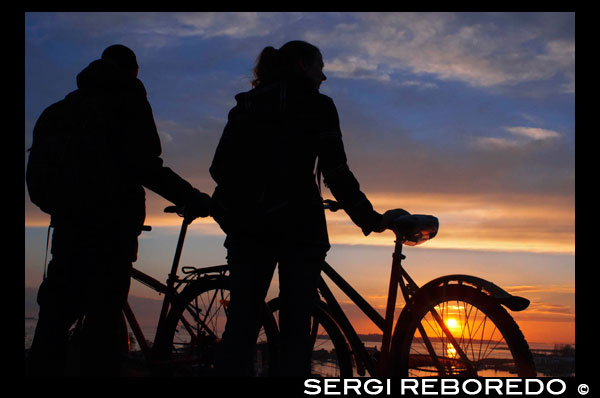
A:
[
  {"xmin": 390, "ymin": 283, "xmax": 536, "ymax": 377},
  {"xmin": 153, "ymin": 275, "xmax": 278, "ymax": 376}
]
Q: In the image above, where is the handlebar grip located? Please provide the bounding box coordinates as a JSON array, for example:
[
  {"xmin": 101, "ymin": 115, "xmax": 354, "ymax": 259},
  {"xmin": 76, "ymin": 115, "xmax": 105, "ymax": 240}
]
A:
[
  {"xmin": 323, "ymin": 199, "xmax": 341, "ymax": 212},
  {"xmin": 164, "ymin": 205, "xmax": 186, "ymax": 218},
  {"xmin": 164, "ymin": 205, "xmax": 180, "ymax": 214}
]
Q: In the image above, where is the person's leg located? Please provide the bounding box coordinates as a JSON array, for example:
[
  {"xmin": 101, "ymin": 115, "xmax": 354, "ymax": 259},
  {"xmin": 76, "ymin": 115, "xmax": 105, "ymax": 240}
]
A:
[
  {"xmin": 26, "ymin": 258, "xmax": 82, "ymax": 377},
  {"xmin": 215, "ymin": 242, "xmax": 277, "ymax": 376},
  {"xmin": 79, "ymin": 254, "xmax": 131, "ymax": 377},
  {"xmin": 277, "ymin": 246, "xmax": 325, "ymax": 377},
  {"xmin": 26, "ymin": 226, "xmax": 135, "ymax": 378},
  {"xmin": 26, "ymin": 225, "xmax": 87, "ymax": 377},
  {"xmin": 61, "ymin": 227, "xmax": 133, "ymax": 377}
]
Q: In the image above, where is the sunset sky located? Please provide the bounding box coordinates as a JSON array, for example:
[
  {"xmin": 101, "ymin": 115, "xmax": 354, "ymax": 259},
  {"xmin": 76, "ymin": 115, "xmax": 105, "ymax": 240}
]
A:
[{"xmin": 25, "ymin": 12, "xmax": 575, "ymax": 345}]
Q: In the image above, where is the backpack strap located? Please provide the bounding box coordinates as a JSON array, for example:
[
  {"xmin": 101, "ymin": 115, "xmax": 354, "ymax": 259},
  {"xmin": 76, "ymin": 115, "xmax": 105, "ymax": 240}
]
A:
[
  {"xmin": 42, "ymin": 221, "xmax": 53, "ymax": 281},
  {"xmin": 316, "ymin": 161, "xmax": 323, "ymax": 197}
]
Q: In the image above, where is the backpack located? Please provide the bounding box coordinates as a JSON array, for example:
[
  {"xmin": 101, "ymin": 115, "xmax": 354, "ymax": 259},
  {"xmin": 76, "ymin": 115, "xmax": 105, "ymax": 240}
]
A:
[
  {"xmin": 26, "ymin": 93, "xmax": 117, "ymax": 219},
  {"xmin": 26, "ymin": 99, "xmax": 77, "ymax": 216}
]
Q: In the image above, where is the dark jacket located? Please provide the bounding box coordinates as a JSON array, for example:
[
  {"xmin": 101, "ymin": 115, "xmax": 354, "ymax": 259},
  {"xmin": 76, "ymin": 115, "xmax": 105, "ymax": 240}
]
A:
[
  {"xmin": 209, "ymin": 78, "xmax": 382, "ymax": 249},
  {"xmin": 41, "ymin": 59, "xmax": 196, "ymax": 235}
]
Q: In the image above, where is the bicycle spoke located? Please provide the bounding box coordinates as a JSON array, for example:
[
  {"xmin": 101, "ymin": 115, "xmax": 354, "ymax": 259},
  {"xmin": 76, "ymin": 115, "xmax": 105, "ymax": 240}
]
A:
[
  {"xmin": 202, "ymin": 288, "xmax": 220, "ymax": 331},
  {"xmin": 416, "ymin": 323, "xmax": 446, "ymax": 376},
  {"xmin": 310, "ymin": 318, "xmax": 320, "ymax": 350},
  {"xmin": 403, "ymin": 288, "xmax": 529, "ymax": 377}
]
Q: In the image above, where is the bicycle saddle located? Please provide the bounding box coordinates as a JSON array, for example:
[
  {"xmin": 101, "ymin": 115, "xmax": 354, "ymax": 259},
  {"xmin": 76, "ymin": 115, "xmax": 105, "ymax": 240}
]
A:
[{"xmin": 393, "ymin": 214, "xmax": 439, "ymax": 246}]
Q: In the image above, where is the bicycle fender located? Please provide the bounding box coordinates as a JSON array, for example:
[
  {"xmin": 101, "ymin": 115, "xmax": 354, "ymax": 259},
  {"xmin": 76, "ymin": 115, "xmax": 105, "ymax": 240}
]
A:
[{"xmin": 420, "ymin": 274, "xmax": 530, "ymax": 312}]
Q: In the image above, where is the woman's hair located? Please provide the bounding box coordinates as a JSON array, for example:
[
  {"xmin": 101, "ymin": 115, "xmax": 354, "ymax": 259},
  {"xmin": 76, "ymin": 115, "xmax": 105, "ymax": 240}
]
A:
[{"xmin": 252, "ymin": 40, "xmax": 321, "ymax": 87}]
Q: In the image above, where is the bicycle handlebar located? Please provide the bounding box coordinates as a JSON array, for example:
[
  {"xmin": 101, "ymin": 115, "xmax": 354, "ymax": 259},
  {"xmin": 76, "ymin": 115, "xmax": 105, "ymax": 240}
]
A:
[
  {"xmin": 323, "ymin": 199, "xmax": 341, "ymax": 212},
  {"xmin": 323, "ymin": 200, "xmax": 438, "ymax": 245},
  {"xmin": 164, "ymin": 200, "xmax": 438, "ymax": 246},
  {"xmin": 164, "ymin": 205, "xmax": 182, "ymax": 215}
]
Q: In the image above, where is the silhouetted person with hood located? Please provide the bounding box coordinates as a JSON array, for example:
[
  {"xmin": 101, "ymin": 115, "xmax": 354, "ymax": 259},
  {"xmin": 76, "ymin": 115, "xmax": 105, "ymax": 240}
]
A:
[
  {"xmin": 210, "ymin": 40, "xmax": 407, "ymax": 376},
  {"xmin": 26, "ymin": 44, "xmax": 211, "ymax": 377}
]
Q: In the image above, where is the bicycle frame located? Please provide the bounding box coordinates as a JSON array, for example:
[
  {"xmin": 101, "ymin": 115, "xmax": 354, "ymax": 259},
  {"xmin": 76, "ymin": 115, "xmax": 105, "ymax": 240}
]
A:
[
  {"xmin": 120, "ymin": 215, "xmax": 198, "ymax": 362},
  {"xmin": 121, "ymin": 266, "xmax": 170, "ymax": 361},
  {"xmin": 315, "ymin": 240, "xmax": 409, "ymax": 376}
]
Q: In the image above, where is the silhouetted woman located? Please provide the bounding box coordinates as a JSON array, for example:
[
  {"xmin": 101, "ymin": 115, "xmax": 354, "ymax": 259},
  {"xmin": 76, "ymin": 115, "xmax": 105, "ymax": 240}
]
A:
[{"xmin": 210, "ymin": 40, "xmax": 405, "ymax": 376}]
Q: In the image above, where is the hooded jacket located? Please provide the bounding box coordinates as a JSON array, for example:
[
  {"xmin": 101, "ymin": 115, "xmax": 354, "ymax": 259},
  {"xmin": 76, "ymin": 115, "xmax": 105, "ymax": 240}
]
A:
[
  {"xmin": 210, "ymin": 78, "xmax": 382, "ymax": 249},
  {"xmin": 37, "ymin": 59, "xmax": 196, "ymax": 234}
]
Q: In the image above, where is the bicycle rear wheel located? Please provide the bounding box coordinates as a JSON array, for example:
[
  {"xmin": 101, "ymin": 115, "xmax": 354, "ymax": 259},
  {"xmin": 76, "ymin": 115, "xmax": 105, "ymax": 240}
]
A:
[
  {"xmin": 267, "ymin": 297, "xmax": 353, "ymax": 377},
  {"xmin": 390, "ymin": 283, "xmax": 536, "ymax": 377},
  {"xmin": 153, "ymin": 275, "xmax": 278, "ymax": 376}
]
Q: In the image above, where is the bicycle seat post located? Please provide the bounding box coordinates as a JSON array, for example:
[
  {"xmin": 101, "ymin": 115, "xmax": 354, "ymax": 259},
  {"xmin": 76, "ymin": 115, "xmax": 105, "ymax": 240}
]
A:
[
  {"xmin": 393, "ymin": 238, "xmax": 406, "ymax": 262},
  {"xmin": 379, "ymin": 238, "xmax": 405, "ymax": 375}
]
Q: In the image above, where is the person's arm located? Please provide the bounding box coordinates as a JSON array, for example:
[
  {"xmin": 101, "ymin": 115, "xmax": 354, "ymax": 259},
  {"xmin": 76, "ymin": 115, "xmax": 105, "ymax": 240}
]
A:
[
  {"xmin": 123, "ymin": 79, "xmax": 209, "ymax": 213},
  {"xmin": 316, "ymin": 96, "xmax": 383, "ymax": 235}
]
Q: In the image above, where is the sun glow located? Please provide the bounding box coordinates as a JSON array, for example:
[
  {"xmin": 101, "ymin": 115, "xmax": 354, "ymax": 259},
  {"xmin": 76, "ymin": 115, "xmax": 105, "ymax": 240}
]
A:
[
  {"xmin": 446, "ymin": 318, "xmax": 459, "ymax": 330},
  {"xmin": 446, "ymin": 343, "xmax": 458, "ymax": 359}
]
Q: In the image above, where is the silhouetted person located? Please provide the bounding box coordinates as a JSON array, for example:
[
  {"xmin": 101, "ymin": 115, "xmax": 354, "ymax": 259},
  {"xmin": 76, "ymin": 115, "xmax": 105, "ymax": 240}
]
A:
[
  {"xmin": 26, "ymin": 44, "xmax": 211, "ymax": 377},
  {"xmin": 210, "ymin": 40, "xmax": 407, "ymax": 377}
]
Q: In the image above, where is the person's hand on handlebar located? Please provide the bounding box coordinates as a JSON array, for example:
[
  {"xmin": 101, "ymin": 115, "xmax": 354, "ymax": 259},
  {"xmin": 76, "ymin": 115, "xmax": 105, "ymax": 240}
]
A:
[
  {"xmin": 183, "ymin": 188, "xmax": 212, "ymax": 220},
  {"xmin": 373, "ymin": 208, "xmax": 411, "ymax": 233}
]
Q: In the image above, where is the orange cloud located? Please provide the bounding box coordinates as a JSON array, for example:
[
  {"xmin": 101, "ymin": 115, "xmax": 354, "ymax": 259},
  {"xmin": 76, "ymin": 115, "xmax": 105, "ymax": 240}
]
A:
[
  {"xmin": 320, "ymin": 191, "xmax": 573, "ymax": 254},
  {"xmin": 26, "ymin": 189, "xmax": 573, "ymax": 254}
]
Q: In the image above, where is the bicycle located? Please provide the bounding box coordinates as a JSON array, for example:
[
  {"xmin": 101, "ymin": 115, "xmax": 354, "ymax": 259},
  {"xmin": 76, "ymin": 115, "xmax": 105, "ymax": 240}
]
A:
[
  {"xmin": 146, "ymin": 201, "xmax": 536, "ymax": 378},
  {"xmin": 265, "ymin": 201, "xmax": 537, "ymax": 377}
]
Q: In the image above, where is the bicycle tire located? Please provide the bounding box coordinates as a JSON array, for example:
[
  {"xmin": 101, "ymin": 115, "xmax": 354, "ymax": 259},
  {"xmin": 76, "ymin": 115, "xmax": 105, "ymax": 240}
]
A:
[
  {"xmin": 267, "ymin": 297, "xmax": 354, "ymax": 377},
  {"xmin": 389, "ymin": 283, "xmax": 536, "ymax": 377},
  {"xmin": 153, "ymin": 275, "xmax": 278, "ymax": 376}
]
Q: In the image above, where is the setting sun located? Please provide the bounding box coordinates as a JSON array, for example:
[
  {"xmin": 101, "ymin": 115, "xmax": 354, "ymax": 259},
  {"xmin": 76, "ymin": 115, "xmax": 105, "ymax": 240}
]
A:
[{"xmin": 446, "ymin": 318, "xmax": 460, "ymax": 330}]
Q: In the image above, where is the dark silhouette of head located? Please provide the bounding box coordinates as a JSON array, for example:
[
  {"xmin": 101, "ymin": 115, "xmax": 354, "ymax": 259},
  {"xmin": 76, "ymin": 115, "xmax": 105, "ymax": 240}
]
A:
[
  {"xmin": 252, "ymin": 40, "xmax": 326, "ymax": 89},
  {"xmin": 101, "ymin": 44, "xmax": 139, "ymax": 77}
]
